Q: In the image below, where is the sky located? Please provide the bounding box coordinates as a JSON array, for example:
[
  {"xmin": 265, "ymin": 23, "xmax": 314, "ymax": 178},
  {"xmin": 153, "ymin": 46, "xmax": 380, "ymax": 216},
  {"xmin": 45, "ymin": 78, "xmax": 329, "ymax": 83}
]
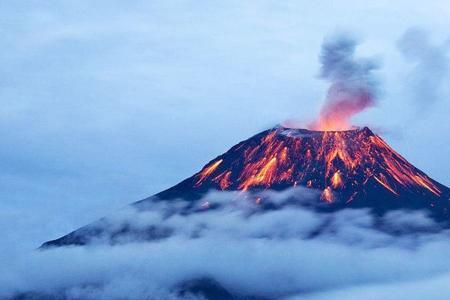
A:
[{"xmin": 1, "ymin": 0, "xmax": 450, "ymax": 287}]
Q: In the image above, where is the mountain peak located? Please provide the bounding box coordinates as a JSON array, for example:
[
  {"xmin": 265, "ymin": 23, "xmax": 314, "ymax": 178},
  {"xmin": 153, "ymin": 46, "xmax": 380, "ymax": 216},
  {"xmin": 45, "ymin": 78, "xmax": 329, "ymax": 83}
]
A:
[
  {"xmin": 42, "ymin": 126, "xmax": 450, "ymax": 248},
  {"xmin": 154, "ymin": 125, "xmax": 449, "ymax": 214},
  {"xmin": 274, "ymin": 125, "xmax": 374, "ymax": 138}
]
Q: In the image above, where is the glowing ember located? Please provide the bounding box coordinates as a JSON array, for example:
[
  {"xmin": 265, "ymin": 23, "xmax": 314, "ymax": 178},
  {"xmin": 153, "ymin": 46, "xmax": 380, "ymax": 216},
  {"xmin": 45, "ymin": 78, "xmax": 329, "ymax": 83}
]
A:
[
  {"xmin": 321, "ymin": 187, "xmax": 334, "ymax": 203},
  {"xmin": 331, "ymin": 171, "xmax": 343, "ymax": 189}
]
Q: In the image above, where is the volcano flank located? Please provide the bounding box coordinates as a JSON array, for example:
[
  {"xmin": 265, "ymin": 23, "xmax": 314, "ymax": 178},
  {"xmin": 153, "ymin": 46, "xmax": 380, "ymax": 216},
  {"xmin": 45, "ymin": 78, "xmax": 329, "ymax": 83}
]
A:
[{"xmin": 42, "ymin": 126, "xmax": 450, "ymax": 248}]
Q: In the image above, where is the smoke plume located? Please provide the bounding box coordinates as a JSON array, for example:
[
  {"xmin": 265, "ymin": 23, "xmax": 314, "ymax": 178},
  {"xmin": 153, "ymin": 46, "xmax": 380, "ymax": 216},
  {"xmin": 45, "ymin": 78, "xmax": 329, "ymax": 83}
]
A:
[
  {"xmin": 309, "ymin": 34, "xmax": 380, "ymax": 131},
  {"xmin": 397, "ymin": 28, "xmax": 449, "ymax": 109}
]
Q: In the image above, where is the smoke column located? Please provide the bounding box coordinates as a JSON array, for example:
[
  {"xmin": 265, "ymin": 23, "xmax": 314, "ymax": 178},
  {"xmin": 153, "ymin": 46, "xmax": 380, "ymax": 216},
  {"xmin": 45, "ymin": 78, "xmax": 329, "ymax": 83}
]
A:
[
  {"xmin": 309, "ymin": 34, "xmax": 380, "ymax": 131},
  {"xmin": 397, "ymin": 28, "xmax": 449, "ymax": 109}
]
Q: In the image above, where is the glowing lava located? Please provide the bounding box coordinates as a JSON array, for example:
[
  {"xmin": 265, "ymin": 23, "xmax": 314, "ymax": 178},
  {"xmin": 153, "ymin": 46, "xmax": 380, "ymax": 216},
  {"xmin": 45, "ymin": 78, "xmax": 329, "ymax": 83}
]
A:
[
  {"xmin": 331, "ymin": 171, "xmax": 343, "ymax": 189},
  {"xmin": 195, "ymin": 159, "xmax": 223, "ymax": 187},
  {"xmin": 190, "ymin": 126, "xmax": 447, "ymax": 206},
  {"xmin": 321, "ymin": 187, "xmax": 334, "ymax": 203}
]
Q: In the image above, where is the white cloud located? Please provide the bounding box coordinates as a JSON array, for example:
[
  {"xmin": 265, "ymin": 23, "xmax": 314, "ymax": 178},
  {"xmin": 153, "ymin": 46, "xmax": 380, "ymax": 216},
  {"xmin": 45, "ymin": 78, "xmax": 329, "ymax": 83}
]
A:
[{"xmin": 3, "ymin": 190, "xmax": 450, "ymax": 299}]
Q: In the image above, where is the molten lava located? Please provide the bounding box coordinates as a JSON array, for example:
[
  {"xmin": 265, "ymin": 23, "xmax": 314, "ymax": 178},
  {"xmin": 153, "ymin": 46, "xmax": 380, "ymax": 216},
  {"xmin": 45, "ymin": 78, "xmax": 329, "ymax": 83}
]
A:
[
  {"xmin": 187, "ymin": 126, "xmax": 448, "ymax": 208},
  {"xmin": 331, "ymin": 171, "xmax": 343, "ymax": 189},
  {"xmin": 195, "ymin": 159, "xmax": 223, "ymax": 187},
  {"xmin": 321, "ymin": 187, "xmax": 334, "ymax": 203}
]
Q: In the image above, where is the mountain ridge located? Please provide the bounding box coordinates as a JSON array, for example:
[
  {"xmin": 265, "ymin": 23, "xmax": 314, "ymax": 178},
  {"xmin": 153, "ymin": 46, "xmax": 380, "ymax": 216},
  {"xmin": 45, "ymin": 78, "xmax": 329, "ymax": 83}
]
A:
[{"xmin": 41, "ymin": 126, "xmax": 450, "ymax": 248}]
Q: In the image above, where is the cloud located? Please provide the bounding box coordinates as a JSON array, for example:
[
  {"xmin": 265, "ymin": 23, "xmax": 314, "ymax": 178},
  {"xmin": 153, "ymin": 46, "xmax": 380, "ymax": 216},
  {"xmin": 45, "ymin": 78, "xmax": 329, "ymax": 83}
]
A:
[
  {"xmin": 290, "ymin": 273, "xmax": 450, "ymax": 300},
  {"xmin": 397, "ymin": 28, "xmax": 449, "ymax": 109},
  {"xmin": 3, "ymin": 189, "xmax": 450, "ymax": 299}
]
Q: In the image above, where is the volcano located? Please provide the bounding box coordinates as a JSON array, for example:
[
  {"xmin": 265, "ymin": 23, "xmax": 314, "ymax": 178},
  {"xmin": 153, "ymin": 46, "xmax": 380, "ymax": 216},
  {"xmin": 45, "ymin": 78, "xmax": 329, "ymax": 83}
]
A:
[{"xmin": 42, "ymin": 126, "xmax": 450, "ymax": 247}]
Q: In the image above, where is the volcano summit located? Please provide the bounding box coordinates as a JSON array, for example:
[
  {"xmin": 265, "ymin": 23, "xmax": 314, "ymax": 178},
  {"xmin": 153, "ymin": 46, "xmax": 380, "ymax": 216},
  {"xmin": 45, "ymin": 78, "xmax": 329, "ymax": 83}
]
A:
[{"xmin": 42, "ymin": 126, "xmax": 450, "ymax": 247}]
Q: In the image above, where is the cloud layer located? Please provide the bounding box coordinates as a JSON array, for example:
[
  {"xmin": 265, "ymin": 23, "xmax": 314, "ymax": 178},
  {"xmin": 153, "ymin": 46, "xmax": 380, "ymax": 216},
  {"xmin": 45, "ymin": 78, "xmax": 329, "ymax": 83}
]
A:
[{"xmin": 3, "ymin": 190, "xmax": 450, "ymax": 299}]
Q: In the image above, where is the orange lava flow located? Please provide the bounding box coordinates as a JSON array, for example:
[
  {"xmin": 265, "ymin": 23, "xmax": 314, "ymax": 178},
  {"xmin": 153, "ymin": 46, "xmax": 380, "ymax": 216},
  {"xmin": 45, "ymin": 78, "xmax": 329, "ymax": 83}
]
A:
[
  {"xmin": 191, "ymin": 126, "xmax": 444, "ymax": 202},
  {"xmin": 213, "ymin": 171, "xmax": 232, "ymax": 190},
  {"xmin": 371, "ymin": 135, "xmax": 442, "ymax": 196},
  {"xmin": 195, "ymin": 159, "xmax": 223, "ymax": 187},
  {"xmin": 239, "ymin": 157, "xmax": 278, "ymax": 190},
  {"xmin": 374, "ymin": 175, "xmax": 399, "ymax": 196},
  {"xmin": 413, "ymin": 175, "xmax": 441, "ymax": 196}
]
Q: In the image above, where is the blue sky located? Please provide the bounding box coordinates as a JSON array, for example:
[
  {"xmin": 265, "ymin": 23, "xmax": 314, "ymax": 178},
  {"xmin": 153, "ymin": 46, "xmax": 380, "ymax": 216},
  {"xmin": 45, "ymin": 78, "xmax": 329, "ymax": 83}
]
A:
[{"xmin": 1, "ymin": 0, "xmax": 450, "ymax": 249}]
